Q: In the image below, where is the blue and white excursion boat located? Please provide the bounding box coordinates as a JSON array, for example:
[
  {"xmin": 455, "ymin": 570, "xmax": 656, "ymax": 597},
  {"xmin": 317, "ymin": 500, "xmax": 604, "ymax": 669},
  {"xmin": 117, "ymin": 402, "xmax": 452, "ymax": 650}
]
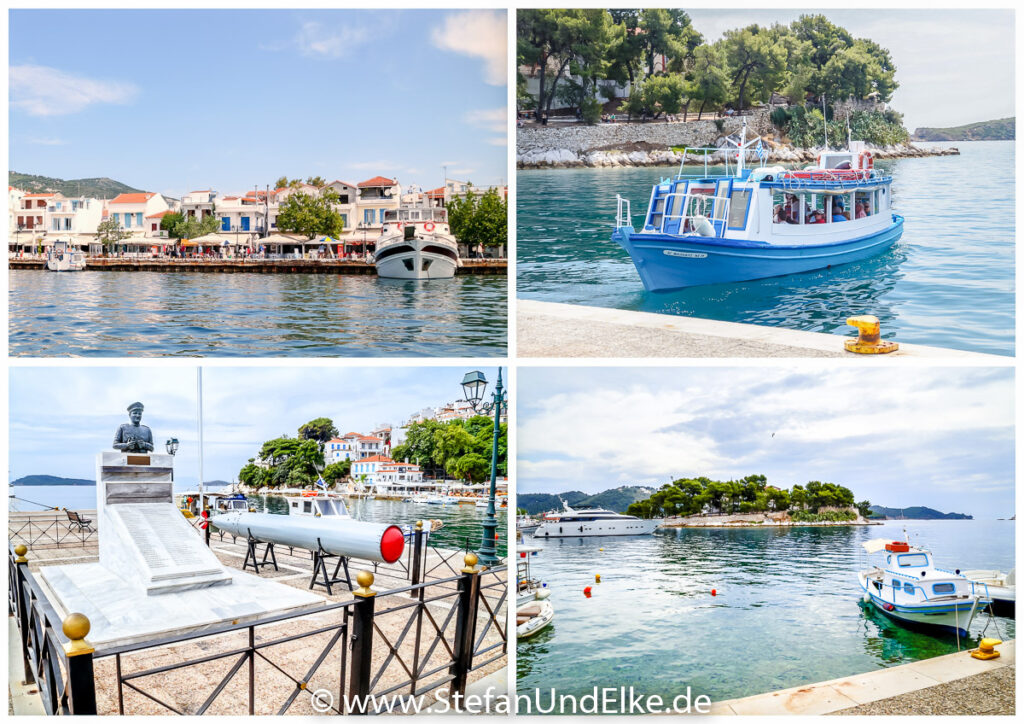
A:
[
  {"xmin": 611, "ymin": 122, "xmax": 903, "ymax": 291},
  {"xmin": 858, "ymin": 537, "xmax": 991, "ymax": 637}
]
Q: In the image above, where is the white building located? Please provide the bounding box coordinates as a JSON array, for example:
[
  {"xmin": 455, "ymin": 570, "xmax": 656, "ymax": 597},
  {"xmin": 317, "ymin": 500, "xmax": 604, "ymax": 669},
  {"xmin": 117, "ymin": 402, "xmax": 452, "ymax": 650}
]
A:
[
  {"xmin": 48, "ymin": 196, "xmax": 103, "ymax": 235},
  {"xmin": 181, "ymin": 190, "xmax": 217, "ymax": 220},
  {"xmin": 9, "ymin": 187, "xmax": 25, "ymax": 233},
  {"xmin": 15, "ymin": 192, "xmax": 57, "ymax": 232},
  {"xmin": 355, "ymin": 176, "xmax": 401, "ymax": 233},
  {"xmin": 349, "ymin": 455, "xmax": 424, "ymax": 494},
  {"xmin": 106, "ymin": 192, "xmax": 170, "ymax": 236}
]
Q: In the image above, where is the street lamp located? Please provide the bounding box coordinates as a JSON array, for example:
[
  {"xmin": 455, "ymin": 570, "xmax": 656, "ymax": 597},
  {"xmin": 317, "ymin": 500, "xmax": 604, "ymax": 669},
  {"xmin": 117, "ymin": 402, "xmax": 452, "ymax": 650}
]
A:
[
  {"xmin": 461, "ymin": 369, "xmax": 505, "ymax": 566},
  {"xmin": 165, "ymin": 438, "xmax": 179, "ymax": 456}
]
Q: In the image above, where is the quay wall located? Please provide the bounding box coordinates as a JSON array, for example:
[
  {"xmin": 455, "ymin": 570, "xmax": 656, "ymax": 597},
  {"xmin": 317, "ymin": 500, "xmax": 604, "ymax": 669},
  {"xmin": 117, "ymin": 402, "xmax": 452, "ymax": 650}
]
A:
[
  {"xmin": 517, "ymin": 109, "xmax": 959, "ymax": 168},
  {"xmin": 7, "ymin": 258, "xmax": 506, "ymax": 275}
]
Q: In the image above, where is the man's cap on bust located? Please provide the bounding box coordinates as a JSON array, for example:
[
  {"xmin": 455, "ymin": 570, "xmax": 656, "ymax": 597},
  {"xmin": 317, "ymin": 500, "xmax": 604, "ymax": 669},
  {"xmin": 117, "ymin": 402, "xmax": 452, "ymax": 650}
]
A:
[{"xmin": 127, "ymin": 402, "xmax": 144, "ymax": 413}]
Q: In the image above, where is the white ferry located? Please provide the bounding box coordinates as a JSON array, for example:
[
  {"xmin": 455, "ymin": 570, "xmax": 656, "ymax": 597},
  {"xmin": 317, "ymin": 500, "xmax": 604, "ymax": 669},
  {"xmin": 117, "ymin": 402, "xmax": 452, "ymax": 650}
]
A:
[
  {"xmin": 375, "ymin": 203, "xmax": 460, "ymax": 279},
  {"xmin": 46, "ymin": 238, "xmax": 86, "ymax": 272}
]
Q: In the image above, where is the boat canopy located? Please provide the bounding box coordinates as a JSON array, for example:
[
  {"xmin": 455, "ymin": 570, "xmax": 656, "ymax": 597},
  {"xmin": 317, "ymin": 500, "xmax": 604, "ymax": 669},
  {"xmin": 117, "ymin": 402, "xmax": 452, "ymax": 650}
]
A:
[{"xmin": 862, "ymin": 538, "xmax": 892, "ymax": 554}]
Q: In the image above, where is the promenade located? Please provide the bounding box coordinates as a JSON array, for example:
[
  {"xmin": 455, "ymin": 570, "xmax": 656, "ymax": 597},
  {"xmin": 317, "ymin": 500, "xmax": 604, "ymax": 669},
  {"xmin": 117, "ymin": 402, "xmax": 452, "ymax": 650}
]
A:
[{"xmin": 8, "ymin": 257, "xmax": 506, "ymax": 275}]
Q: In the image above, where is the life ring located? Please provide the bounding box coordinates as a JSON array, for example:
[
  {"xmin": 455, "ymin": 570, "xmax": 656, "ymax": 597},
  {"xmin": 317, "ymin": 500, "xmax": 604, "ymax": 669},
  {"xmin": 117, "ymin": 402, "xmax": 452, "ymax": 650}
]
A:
[
  {"xmin": 423, "ymin": 222, "xmax": 435, "ymax": 232},
  {"xmin": 859, "ymin": 151, "xmax": 874, "ymax": 170},
  {"xmin": 301, "ymin": 491, "xmax": 318, "ymax": 497}
]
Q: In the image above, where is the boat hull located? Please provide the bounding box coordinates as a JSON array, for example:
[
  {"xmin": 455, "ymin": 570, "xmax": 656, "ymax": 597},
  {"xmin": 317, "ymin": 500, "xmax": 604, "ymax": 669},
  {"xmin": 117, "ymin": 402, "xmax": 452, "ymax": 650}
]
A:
[
  {"xmin": 534, "ymin": 519, "xmax": 660, "ymax": 537},
  {"xmin": 516, "ymin": 599, "xmax": 554, "ymax": 639},
  {"xmin": 858, "ymin": 572, "xmax": 986, "ymax": 636},
  {"xmin": 612, "ymin": 214, "xmax": 904, "ymax": 292},
  {"xmin": 374, "ymin": 235, "xmax": 459, "ymax": 280}
]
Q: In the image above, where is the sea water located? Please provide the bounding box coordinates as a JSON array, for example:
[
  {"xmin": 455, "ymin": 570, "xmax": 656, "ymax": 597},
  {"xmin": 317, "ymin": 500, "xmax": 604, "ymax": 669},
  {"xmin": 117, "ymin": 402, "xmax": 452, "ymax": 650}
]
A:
[
  {"xmin": 517, "ymin": 141, "xmax": 1014, "ymax": 356},
  {"xmin": 8, "ymin": 272, "xmax": 507, "ymax": 357},
  {"xmin": 516, "ymin": 519, "xmax": 1015, "ymax": 702}
]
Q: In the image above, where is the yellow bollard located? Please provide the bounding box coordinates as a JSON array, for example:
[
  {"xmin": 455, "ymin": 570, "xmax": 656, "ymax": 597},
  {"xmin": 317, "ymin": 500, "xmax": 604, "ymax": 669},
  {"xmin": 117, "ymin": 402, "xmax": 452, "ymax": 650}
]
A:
[
  {"xmin": 971, "ymin": 638, "xmax": 1002, "ymax": 660},
  {"xmin": 844, "ymin": 315, "xmax": 899, "ymax": 354},
  {"xmin": 595, "ymin": 573, "xmax": 601, "ymax": 583}
]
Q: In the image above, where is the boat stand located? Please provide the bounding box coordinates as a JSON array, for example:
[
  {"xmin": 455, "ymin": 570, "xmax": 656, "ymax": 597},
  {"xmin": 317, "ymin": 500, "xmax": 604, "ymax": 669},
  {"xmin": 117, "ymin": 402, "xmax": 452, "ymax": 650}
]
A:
[
  {"xmin": 242, "ymin": 531, "xmax": 279, "ymax": 574},
  {"xmin": 309, "ymin": 538, "xmax": 352, "ymax": 595}
]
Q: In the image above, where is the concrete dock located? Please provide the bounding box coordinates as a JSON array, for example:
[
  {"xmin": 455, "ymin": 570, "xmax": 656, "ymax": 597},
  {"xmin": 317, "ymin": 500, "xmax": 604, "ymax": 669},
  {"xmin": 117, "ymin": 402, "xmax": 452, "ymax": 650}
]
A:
[
  {"xmin": 8, "ymin": 257, "xmax": 506, "ymax": 275},
  {"xmin": 711, "ymin": 640, "xmax": 1014, "ymax": 715},
  {"xmin": 518, "ymin": 300, "xmax": 1002, "ymax": 359}
]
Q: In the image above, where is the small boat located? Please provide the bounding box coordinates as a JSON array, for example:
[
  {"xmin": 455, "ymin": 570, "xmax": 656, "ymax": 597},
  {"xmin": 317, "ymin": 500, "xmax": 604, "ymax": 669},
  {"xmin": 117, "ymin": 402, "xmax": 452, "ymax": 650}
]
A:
[
  {"xmin": 46, "ymin": 238, "xmax": 86, "ymax": 271},
  {"xmin": 178, "ymin": 490, "xmax": 249, "ymax": 517},
  {"xmin": 858, "ymin": 537, "xmax": 991, "ymax": 636},
  {"xmin": 516, "ymin": 514, "xmax": 540, "ymax": 534},
  {"xmin": 964, "ymin": 569, "xmax": 1015, "ymax": 616},
  {"xmin": 285, "ymin": 491, "xmax": 442, "ymax": 537},
  {"xmin": 375, "ymin": 203, "xmax": 460, "ymax": 279},
  {"xmin": 611, "ymin": 121, "xmax": 902, "ymax": 291},
  {"xmin": 517, "ymin": 543, "xmax": 554, "ymax": 639},
  {"xmin": 533, "ymin": 500, "xmax": 660, "ymax": 538}
]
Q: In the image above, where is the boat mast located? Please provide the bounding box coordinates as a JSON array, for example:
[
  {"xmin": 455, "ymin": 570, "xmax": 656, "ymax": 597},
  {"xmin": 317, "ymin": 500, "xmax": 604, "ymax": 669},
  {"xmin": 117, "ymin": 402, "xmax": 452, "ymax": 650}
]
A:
[
  {"xmin": 736, "ymin": 119, "xmax": 746, "ymax": 176},
  {"xmin": 821, "ymin": 94, "xmax": 828, "ymax": 151},
  {"xmin": 197, "ymin": 368, "xmax": 205, "ymax": 517}
]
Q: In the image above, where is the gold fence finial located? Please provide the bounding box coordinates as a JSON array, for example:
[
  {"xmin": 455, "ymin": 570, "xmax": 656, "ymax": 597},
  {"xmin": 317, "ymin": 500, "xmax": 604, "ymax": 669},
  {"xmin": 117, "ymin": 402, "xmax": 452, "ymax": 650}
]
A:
[
  {"xmin": 14, "ymin": 544, "xmax": 28, "ymax": 563},
  {"xmin": 63, "ymin": 613, "xmax": 95, "ymax": 657},
  {"xmin": 354, "ymin": 570, "xmax": 376, "ymax": 598},
  {"xmin": 462, "ymin": 552, "xmax": 479, "ymax": 573}
]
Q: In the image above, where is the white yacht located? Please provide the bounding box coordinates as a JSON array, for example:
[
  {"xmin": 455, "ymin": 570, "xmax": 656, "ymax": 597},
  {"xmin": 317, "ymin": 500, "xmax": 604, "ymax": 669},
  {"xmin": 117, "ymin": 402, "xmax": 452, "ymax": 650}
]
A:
[
  {"xmin": 46, "ymin": 238, "xmax": 86, "ymax": 271},
  {"xmin": 533, "ymin": 501, "xmax": 660, "ymax": 538},
  {"xmin": 374, "ymin": 203, "xmax": 460, "ymax": 279}
]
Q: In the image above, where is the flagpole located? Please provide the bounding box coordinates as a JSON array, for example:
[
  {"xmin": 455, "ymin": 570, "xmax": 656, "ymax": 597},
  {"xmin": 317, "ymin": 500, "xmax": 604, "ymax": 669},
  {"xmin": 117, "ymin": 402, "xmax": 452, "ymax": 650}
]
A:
[{"xmin": 197, "ymin": 368, "xmax": 204, "ymax": 515}]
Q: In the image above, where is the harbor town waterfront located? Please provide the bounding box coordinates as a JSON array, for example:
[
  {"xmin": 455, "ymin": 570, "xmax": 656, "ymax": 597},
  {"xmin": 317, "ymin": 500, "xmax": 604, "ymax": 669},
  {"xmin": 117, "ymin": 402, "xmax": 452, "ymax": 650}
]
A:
[{"xmin": 9, "ymin": 8, "xmax": 509, "ymax": 356}]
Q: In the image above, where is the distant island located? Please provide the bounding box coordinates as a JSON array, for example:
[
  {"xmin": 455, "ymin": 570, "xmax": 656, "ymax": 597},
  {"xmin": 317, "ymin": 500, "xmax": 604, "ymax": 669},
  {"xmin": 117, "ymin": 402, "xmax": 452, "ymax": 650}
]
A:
[
  {"xmin": 11, "ymin": 474, "xmax": 93, "ymax": 486},
  {"xmin": 869, "ymin": 505, "xmax": 973, "ymax": 520},
  {"xmin": 912, "ymin": 117, "xmax": 1014, "ymax": 142},
  {"xmin": 517, "ymin": 485, "xmax": 656, "ymax": 515}
]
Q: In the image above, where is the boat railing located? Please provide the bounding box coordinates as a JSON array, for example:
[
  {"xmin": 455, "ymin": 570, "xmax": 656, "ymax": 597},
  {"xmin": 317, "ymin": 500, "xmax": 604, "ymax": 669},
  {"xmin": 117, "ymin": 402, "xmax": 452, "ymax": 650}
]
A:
[
  {"xmin": 657, "ymin": 192, "xmax": 730, "ymax": 237},
  {"xmin": 615, "ymin": 195, "xmax": 633, "ymax": 229},
  {"xmin": 874, "ymin": 573, "xmax": 989, "ymax": 604}
]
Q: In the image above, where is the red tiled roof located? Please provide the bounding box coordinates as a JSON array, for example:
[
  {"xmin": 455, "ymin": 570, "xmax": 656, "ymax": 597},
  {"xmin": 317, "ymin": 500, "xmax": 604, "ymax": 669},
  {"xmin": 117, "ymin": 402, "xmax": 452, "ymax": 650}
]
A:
[
  {"xmin": 146, "ymin": 210, "xmax": 173, "ymax": 218},
  {"xmin": 109, "ymin": 192, "xmax": 156, "ymax": 204},
  {"xmin": 24, "ymin": 193, "xmax": 56, "ymax": 198},
  {"xmin": 358, "ymin": 176, "xmax": 396, "ymax": 188},
  {"xmin": 359, "ymin": 455, "xmax": 393, "ymax": 464}
]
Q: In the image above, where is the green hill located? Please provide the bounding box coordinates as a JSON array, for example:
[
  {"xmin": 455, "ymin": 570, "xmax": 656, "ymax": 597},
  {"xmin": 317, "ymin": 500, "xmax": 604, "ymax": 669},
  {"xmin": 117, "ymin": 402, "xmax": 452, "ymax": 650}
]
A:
[
  {"xmin": 517, "ymin": 485, "xmax": 657, "ymax": 515},
  {"xmin": 912, "ymin": 118, "xmax": 1014, "ymax": 141},
  {"xmin": 9, "ymin": 171, "xmax": 142, "ymax": 199},
  {"xmin": 11, "ymin": 474, "xmax": 94, "ymax": 486},
  {"xmin": 868, "ymin": 505, "xmax": 972, "ymax": 520}
]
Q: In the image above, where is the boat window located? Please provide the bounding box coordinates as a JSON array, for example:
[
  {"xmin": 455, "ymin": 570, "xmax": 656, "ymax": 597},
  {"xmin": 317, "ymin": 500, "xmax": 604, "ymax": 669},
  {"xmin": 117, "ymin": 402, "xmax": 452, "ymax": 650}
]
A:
[
  {"xmin": 891, "ymin": 579, "xmax": 902, "ymax": 591},
  {"xmin": 896, "ymin": 553, "xmax": 929, "ymax": 567},
  {"xmin": 291, "ymin": 501, "xmax": 298, "ymax": 509},
  {"xmin": 727, "ymin": 189, "xmax": 751, "ymax": 229},
  {"xmin": 648, "ymin": 196, "xmax": 665, "ymax": 229},
  {"xmin": 773, "ymin": 192, "xmax": 804, "ymax": 225},
  {"xmin": 932, "ymin": 583, "xmax": 956, "ymax": 595},
  {"xmin": 904, "ymin": 584, "xmax": 915, "ymax": 595},
  {"xmin": 303, "ymin": 501, "xmax": 312, "ymax": 514}
]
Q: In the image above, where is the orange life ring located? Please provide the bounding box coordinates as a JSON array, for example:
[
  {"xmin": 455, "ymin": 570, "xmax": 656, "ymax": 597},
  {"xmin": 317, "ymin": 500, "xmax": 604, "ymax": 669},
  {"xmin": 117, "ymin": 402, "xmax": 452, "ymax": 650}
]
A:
[
  {"xmin": 423, "ymin": 222, "xmax": 436, "ymax": 232},
  {"xmin": 859, "ymin": 151, "xmax": 873, "ymax": 170},
  {"xmin": 301, "ymin": 491, "xmax": 318, "ymax": 497}
]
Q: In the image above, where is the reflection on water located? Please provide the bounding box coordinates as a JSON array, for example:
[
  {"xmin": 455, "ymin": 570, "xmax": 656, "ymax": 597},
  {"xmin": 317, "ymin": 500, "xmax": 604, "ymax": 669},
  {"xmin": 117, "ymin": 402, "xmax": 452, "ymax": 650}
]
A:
[
  {"xmin": 516, "ymin": 520, "xmax": 1014, "ymax": 702},
  {"xmin": 518, "ymin": 141, "xmax": 1014, "ymax": 355},
  {"xmin": 9, "ymin": 271, "xmax": 507, "ymax": 356}
]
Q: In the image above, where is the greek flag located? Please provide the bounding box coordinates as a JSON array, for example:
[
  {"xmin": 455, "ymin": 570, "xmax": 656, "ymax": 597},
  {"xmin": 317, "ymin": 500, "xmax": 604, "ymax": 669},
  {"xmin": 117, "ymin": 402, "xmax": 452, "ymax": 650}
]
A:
[
  {"xmin": 316, "ymin": 475, "xmax": 327, "ymax": 490},
  {"xmin": 755, "ymin": 139, "xmax": 767, "ymax": 160}
]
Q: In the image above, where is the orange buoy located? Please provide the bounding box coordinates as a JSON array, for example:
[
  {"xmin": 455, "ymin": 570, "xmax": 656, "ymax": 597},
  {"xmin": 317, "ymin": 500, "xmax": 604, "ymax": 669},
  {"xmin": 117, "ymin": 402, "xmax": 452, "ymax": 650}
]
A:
[
  {"xmin": 583, "ymin": 586, "xmax": 592, "ymax": 597},
  {"xmin": 711, "ymin": 589, "xmax": 717, "ymax": 596},
  {"xmin": 595, "ymin": 574, "xmax": 601, "ymax": 583}
]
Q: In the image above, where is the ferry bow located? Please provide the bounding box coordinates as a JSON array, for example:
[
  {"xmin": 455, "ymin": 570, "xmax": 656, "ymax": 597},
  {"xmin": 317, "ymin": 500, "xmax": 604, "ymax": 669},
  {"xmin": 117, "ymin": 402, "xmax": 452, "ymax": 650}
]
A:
[{"xmin": 611, "ymin": 121, "xmax": 903, "ymax": 291}]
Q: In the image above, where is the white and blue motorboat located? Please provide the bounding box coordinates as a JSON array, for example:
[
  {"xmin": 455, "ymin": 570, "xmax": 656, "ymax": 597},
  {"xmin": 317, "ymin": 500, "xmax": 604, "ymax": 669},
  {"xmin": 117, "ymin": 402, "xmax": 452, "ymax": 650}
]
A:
[
  {"xmin": 858, "ymin": 537, "xmax": 991, "ymax": 637},
  {"xmin": 611, "ymin": 122, "xmax": 903, "ymax": 291}
]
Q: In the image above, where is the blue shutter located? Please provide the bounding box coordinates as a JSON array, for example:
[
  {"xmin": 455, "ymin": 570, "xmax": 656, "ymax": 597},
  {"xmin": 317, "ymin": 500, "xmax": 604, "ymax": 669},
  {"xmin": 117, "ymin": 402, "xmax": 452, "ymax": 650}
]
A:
[{"xmin": 221, "ymin": 217, "xmax": 230, "ymax": 231}]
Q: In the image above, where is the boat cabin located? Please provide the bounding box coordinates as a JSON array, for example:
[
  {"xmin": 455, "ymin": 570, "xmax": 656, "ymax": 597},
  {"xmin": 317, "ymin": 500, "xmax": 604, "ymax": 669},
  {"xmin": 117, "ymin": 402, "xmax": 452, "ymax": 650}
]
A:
[
  {"xmin": 178, "ymin": 491, "xmax": 249, "ymax": 516},
  {"xmin": 286, "ymin": 493, "xmax": 351, "ymax": 518},
  {"xmin": 383, "ymin": 206, "xmax": 447, "ymax": 224},
  {"xmin": 862, "ymin": 538, "xmax": 986, "ymax": 606}
]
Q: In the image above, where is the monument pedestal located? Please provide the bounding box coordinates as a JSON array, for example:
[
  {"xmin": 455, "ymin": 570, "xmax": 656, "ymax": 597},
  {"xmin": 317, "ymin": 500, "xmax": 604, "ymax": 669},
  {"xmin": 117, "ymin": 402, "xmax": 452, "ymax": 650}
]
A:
[{"xmin": 39, "ymin": 451, "xmax": 323, "ymax": 652}]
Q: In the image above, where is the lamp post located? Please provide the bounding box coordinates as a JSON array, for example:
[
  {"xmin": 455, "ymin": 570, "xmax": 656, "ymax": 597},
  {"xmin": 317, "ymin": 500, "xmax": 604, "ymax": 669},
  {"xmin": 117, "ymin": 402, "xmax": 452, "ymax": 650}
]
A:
[
  {"xmin": 165, "ymin": 438, "xmax": 179, "ymax": 456},
  {"xmin": 460, "ymin": 369, "xmax": 505, "ymax": 566}
]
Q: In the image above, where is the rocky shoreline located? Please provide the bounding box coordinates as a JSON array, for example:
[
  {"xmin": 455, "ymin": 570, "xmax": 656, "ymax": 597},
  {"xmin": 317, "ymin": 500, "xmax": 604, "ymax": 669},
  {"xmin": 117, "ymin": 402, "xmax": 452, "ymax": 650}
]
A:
[
  {"xmin": 518, "ymin": 140, "xmax": 959, "ymax": 169},
  {"xmin": 659, "ymin": 512, "xmax": 880, "ymax": 528}
]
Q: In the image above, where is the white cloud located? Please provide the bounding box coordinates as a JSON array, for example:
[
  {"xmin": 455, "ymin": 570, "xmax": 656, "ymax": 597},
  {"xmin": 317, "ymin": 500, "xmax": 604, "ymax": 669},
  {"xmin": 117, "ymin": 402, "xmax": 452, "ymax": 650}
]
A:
[
  {"xmin": 10, "ymin": 65, "xmax": 138, "ymax": 117},
  {"xmin": 465, "ymin": 107, "xmax": 507, "ymax": 148},
  {"xmin": 295, "ymin": 21, "xmax": 369, "ymax": 59},
  {"xmin": 430, "ymin": 10, "xmax": 507, "ymax": 86},
  {"xmin": 28, "ymin": 137, "xmax": 67, "ymax": 146},
  {"xmin": 450, "ymin": 168, "xmax": 475, "ymax": 176},
  {"xmin": 487, "ymin": 136, "xmax": 508, "ymax": 147}
]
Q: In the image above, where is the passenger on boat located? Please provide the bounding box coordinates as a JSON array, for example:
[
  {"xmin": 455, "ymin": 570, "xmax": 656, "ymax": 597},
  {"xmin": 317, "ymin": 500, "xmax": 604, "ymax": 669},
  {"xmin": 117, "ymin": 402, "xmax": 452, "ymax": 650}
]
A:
[
  {"xmin": 808, "ymin": 210, "xmax": 826, "ymax": 224},
  {"xmin": 831, "ymin": 201, "xmax": 848, "ymax": 222},
  {"xmin": 855, "ymin": 201, "xmax": 868, "ymax": 219}
]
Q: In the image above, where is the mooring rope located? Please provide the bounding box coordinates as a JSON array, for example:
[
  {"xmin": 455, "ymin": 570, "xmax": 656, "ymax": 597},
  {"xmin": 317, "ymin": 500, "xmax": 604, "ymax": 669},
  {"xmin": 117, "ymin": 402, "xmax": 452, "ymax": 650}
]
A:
[{"xmin": 8, "ymin": 495, "xmax": 58, "ymax": 511}]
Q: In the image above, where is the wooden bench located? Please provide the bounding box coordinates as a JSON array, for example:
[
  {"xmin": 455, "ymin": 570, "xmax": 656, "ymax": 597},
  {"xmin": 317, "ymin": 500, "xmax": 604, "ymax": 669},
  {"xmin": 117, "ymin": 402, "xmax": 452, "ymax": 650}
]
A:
[{"xmin": 66, "ymin": 510, "xmax": 94, "ymax": 533}]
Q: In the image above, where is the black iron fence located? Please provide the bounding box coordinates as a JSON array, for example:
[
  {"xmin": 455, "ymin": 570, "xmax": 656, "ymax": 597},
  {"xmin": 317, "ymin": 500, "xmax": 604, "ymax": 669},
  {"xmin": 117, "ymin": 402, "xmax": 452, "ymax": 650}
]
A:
[
  {"xmin": 8, "ymin": 512, "xmax": 97, "ymax": 549},
  {"xmin": 9, "ymin": 542, "xmax": 507, "ymax": 715}
]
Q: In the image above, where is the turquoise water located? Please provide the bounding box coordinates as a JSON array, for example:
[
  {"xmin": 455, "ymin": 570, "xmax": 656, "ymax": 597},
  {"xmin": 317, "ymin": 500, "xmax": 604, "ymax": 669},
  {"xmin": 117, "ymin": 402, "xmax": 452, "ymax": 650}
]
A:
[
  {"xmin": 8, "ymin": 271, "xmax": 507, "ymax": 356},
  {"xmin": 517, "ymin": 141, "xmax": 1014, "ymax": 356},
  {"xmin": 10, "ymin": 486, "xmax": 506, "ymax": 557},
  {"xmin": 516, "ymin": 520, "xmax": 1015, "ymax": 703}
]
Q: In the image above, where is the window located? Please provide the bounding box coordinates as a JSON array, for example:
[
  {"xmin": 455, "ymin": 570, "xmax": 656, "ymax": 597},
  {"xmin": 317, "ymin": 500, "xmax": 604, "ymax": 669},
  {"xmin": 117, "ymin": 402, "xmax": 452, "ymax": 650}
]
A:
[
  {"xmin": 221, "ymin": 217, "xmax": 230, "ymax": 232},
  {"xmin": 340, "ymin": 214, "xmax": 348, "ymax": 228},
  {"xmin": 904, "ymin": 584, "xmax": 915, "ymax": 595},
  {"xmin": 896, "ymin": 553, "xmax": 929, "ymax": 567},
  {"xmin": 363, "ymin": 208, "xmax": 376, "ymax": 225},
  {"xmin": 727, "ymin": 189, "xmax": 752, "ymax": 229},
  {"xmin": 136, "ymin": 212, "xmax": 143, "ymax": 226},
  {"xmin": 303, "ymin": 501, "xmax": 312, "ymax": 513},
  {"xmin": 932, "ymin": 583, "xmax": 956, "ymax": 595},
  {"xmin": 240, "ymin": 217, "xmax": 250, "ymax": 231}
]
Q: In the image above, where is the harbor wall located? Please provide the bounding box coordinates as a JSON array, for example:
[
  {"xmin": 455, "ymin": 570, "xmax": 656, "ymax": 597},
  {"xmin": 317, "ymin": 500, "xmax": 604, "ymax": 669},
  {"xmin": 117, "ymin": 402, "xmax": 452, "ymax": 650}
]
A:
[
  {"xmin": 517, "ymin": 109, "xmax": 959, "ymax": 168},
  {"xmin": 7, "ymin": 258, "xmax": 507, "ymax": 275}
]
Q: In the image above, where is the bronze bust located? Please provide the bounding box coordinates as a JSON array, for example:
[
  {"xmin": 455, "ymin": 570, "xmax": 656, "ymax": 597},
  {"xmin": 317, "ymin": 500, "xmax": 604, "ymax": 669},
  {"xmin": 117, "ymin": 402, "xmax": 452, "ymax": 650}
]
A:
[{"xmin": 113, "ymin": 402, "xmax": 155, "ymax": 453}]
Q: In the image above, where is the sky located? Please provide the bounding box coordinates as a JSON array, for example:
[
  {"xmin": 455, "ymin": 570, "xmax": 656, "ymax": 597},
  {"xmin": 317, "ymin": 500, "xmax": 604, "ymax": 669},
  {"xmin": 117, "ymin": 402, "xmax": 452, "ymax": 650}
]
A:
[
  {"xmin": 8, "ymin": 365, "xmax": 501, "ymax": 487},
  {"xmin": 9, "ymin": 9, "xmax": 508, "ymax": 197},
  {"xmin": 688, "ymin": 9, "xmax": 1014, "ymax": 131},
  {"xmin": 518, "ymin": 367, "xmax": 1014, "ymax": 519}
]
